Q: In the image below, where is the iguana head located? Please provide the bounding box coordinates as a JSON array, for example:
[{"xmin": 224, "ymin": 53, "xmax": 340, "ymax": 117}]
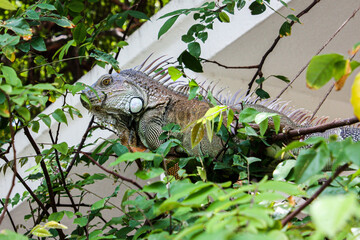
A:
[{"xmin": 80, "ymin": 69, "xmax": 150, "ymax": 126}]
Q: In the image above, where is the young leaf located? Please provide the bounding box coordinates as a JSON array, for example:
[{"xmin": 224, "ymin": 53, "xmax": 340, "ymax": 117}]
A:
[
  {"xmin": 168, "ymin": 66, "xmax": 183, "ymax": 81},
  {"xmin": 191, "ymin": 122, "xmax": 205, "ymax": 148},
  {"xmin": 0, "ymin": 0, "xmax": 17, "ymax": 10},
  {"xmin": 219, "ymin": 12, "xmax": 230, "ymax": 23}
]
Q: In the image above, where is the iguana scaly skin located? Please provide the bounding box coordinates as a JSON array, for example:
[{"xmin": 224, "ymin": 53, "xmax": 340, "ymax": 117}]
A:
[{"xmin": 80, "ymin": 57, "xmax": 360, "ymax": 159}]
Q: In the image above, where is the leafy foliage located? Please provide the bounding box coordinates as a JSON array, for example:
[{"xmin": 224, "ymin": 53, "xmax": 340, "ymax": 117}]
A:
[{"xmin": 0, "ymin": 1, "xmax": 360, "ymax": 240}]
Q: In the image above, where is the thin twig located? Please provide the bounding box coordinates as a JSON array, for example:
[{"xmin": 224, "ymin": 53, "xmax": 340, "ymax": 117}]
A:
[
  {"xmin": 65, "ymin": 116, "xmax": 95, "ymax": 177},
  {"xmin": 247, "ymin": 0, "xmax": 321, "ymax": 95},
  {"xmin": 0, "ymin": 155, "xmax": 50, "ymax": 216},
  {"xmin": 19, "ymin": 56, "xmax": 87, "ymax": 73},
  {"xmin": 281, "ymin": 163, "xmax": 349, "ymax": 226},
  {"xmin": 23, "ymin": 127, "xmax": 66, "ymax": 240},
  {"xmin": 80, "ymin": 151, "xmax": 153, "ymax": 199},
  {"xmin": 0, "ymin": 199, "xmax": 17, "ymax": 232},
  {"xmin": 200, "ymin": 58, "xmax": 259, "ymax": 69},
  {"xmin": 276, "ymin": 3, "xmax": 360, "ymax": 99}
]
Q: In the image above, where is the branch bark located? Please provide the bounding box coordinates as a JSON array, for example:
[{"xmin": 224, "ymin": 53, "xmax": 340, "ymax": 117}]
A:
[
  {"xmin": 281, "ymin": 163, "xmax": 349, "ymax": 226},
  {"xmin": 271, "ymin": 116, "xmax": 359, "ymax": 142}
]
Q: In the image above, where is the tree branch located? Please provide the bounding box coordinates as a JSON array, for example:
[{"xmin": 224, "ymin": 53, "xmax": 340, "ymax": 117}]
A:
[
  {"xmin": 271, "ymin": 116, "xmax": 359, "ymax": 142},
  {"xmin": 247, "ymin": 0, "xmax": 321, "ymax": 95},
  {"xmin": 80, "ymin": 151, "xmax": 153, "ymax": 199},
  {"xmin": 281, "ymin": 163, "xmax": 349, "ymax": 226}
]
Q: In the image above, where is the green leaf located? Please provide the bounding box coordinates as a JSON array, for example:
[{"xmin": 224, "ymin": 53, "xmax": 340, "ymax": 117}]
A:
[
  {"xmin": 0, "ymin": 0, "xmax": 16, "ymax": 10},
  {"xmin": 112, "ymin": 142, "xmax": 128, "ymax": 156},
  {"xmin": 53, "ymin": 142, "xmax": 68, "ymax": 155},
  {"xmin": 345, "ymin": 142, "xmax": 360, "ymax": 167},
  {"xmin": 31, "ymin": 121, "xmax": 40, "ymax": 133},
  {"xmin": 40, "ymin": 16, "xmax": 75, "ymax": 28},
  {"xmin": 25, "ymin": 10, "xmax": 40, "ymax": 20},
  {"xmin": 273, "ymin": 160, "xmax": 296, "ymax": 180},
  {"xmin": 91, "ymin": 198, "xmax": 106, "ymax": 210},
  {"xmin": 38, "ymin": 114, "xmax": 51, "ymax": 128},
  {"xmin": 279, "ymin": 21, "xmax": 291, "ymax": 37},
  {"xmin": 238, "ymin": 108, "xmax": 259, "ymax": 123},
  {"xmin": 249, "ymin": 1, "xmax": 266, "ymax": 15},
  {"xmin": 110, "ymin": 152, "xmax": 159, "ymax": 166},
  {"xmin": 310, "ymin": 194, "xmax": 358, "ymax": 237},
  {"xmin": 90, "ymin": 49, "xmax": 120, "ymax": 72},
  {"xmin": 219, "ymin": 12, "xmax": 230, "ymax": 23},
  {"xmin": 135, "ymin": 167, "xmax": 164, "ymax": 180},
  {"xmin": 0, "ymin": 229, "xmax": 28, "ymax": 239},
  {"xmin": 143, "ymin": 181, "xmax": 167, "ymax": 195},
  {"xmin": 73, "ymin": 217, "xmax": 88, "ymax": 227},
  {"xmin": 188, "ymin": 42, "xmax": 201, "ymax": 58},
  {"xmin": 68, "ymin": 1, "xmax": 84, "ymax": 12},
  {"xmin": 48, "ymin": 211, "xmax": 65, "ymax": 222},
  {"xmin": 275, "ymin": 141, "xmax": 308, "ymax": 158},
  {"xmin": 0, "ymin": 33, "xmax": 19, "ymax": 47},
  {"xmin": 181, "ymin": 34, "xmax": 195, "ymax": 43},
  {"xmin": 191, "ymin": 122, "xmax": 205, "ymax": 148},
  {"xmin": 158, "ymin": 15, "xmax": 179, "ymax": 39},
  {"xmin": 31, "ymin": 37, "xmax": 47, "ymax": 51},
  {"xmin": 294, "ymin": 144, "xmax": 330, "ymax": 183},
  {"xmin": 128, "ymin": 10, "xmax": 150, "ymax": 20},
  {"xmin": 15, "ymin": 107, "xmax": 30, "ymax": 122},
  {"xmin": 31, "ymin": 226, "xmax": 52, "ymax": 237},
  {"xmin": 306, "ymin": 54, "xmax": 344, "ymax": 89},
  {"xmin": 2, "ymin": 18, "xmax": 32, "ymax": 37},
  {"xmin": 1, "ymin": 65, "xmax": 22, "ymax": 87},
  {"xmin": 37, "ymin": 3, "xmax": 56, "ymax": 10},
  {"xmin": 287, "ymin": 14, "xmax": 300, "ymax": 23},
  {"xmin": 273, "ymin": 75, "xmax": 290, "ymax": 83},
  {"xmin": 73, "ymin": 22, "xmax": 87, "ymax": 44},
  {"xmin": 255, "ymin": 88, "xmax": 270, "ymax": 99},
  {"xmin": 52, "ymin": 109, "xmax": 68, "ymax": 125},
  {"xmin": 168, "ymin": 66, "xmax": 182, "ymax": 81},
  {"xmin": 179, "ymin": 50, "xmax": 203, "ymax": 73},
  {"xmin": 259, "ymin": 180, "xmax": 303, "ymax": 196}
]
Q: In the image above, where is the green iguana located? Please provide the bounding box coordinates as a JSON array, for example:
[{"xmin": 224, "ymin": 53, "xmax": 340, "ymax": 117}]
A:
[{"xmin": 80, "ymin": 56, "xmax": 360, "ymax": 162}]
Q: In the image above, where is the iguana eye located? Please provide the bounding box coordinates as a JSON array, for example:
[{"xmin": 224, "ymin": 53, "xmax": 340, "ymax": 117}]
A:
[
  {"xmin": 129, "ymin": 97, "xmax": 143, "ymax": 114},
  {"xmin": 101, "ymin": 77, "xmax": 112, "ymax": 86}
]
